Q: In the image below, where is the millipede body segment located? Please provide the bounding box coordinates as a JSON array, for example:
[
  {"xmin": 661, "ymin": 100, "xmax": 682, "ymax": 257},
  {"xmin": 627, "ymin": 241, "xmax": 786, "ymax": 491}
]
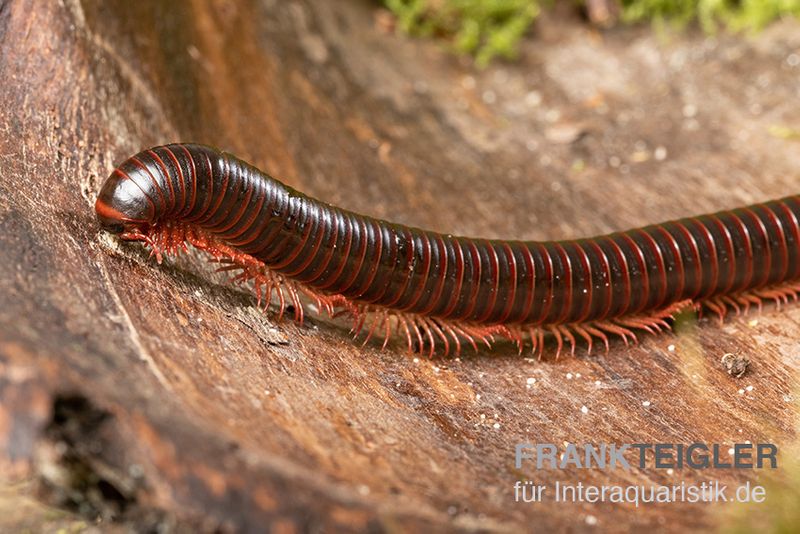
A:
[{"xmin": 95, "ymin": 144, "xmax": 800, "ymax": 356}]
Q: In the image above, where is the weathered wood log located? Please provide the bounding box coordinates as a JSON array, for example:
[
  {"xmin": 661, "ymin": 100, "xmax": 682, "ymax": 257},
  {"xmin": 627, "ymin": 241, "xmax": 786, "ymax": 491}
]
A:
[{"xmin": 0, "ymin": 0, "xmax": 798, "ymax": 531}]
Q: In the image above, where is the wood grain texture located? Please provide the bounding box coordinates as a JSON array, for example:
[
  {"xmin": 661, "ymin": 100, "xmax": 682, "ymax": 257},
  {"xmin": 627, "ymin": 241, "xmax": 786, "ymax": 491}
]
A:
[{"xmin": 0, "ymin": 0, "xmax": 798, "ymax": 531}]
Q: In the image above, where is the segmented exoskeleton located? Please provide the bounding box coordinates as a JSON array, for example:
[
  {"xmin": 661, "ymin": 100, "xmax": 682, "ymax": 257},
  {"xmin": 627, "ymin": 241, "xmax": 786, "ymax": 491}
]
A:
[{"xmin": 95, "ymin": 144, "xmax": 800, "ymax": 356}]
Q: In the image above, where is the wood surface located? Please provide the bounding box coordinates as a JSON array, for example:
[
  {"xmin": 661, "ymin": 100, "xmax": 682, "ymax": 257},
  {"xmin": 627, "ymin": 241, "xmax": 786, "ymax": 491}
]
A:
[{"xmin": 0, "ymin": 0, "xmax": 798, "ymax": 531}]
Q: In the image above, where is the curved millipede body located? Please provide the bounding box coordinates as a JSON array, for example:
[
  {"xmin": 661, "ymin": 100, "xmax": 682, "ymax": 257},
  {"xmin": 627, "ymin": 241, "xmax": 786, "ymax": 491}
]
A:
[{"xmin": 95, "ymin": 144, "xmax": 800, "ymax": 356}]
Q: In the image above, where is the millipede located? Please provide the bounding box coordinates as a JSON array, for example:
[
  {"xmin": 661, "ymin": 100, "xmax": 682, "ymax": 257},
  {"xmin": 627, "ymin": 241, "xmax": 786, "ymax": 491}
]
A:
[{"xmin": 95, "ymin": 143, "xmax": 800, "ymax": 357}]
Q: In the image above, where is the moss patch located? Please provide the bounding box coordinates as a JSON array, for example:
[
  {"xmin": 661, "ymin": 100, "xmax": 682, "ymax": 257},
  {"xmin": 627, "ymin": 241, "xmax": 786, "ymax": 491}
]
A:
[
  {"xmin": 382, "ymin": 0, "xmax": 800, "ymax": 65},
  {"xmin": 383, "ymin": 0, "xmax": 542, "ymax": 67}
]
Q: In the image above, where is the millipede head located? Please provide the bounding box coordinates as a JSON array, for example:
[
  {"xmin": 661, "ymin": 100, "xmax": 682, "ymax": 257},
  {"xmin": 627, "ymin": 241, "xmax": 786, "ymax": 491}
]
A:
[{"xmin": 95, "ymin": 160, "xmax": 156, "ymax": 236}]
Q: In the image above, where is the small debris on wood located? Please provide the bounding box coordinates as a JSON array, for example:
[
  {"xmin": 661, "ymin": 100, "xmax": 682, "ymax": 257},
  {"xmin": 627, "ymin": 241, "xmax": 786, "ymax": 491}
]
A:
[
  {"xmin": 721, "ymin": 353, "xmax": 750, "ymax": 378},
  {"xmin": 544, "ymin": 123, "xmax": 587, "ymax": 144}
]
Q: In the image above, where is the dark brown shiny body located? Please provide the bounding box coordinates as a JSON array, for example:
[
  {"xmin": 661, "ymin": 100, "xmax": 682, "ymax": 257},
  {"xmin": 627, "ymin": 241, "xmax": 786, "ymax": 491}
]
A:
[{"xmin": 96, "ymin": 144, "xmax": 800, "ymax": 326}]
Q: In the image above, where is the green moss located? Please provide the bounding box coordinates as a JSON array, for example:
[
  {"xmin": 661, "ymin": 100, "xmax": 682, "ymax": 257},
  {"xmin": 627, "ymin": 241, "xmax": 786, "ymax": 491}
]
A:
[
  {"xmin": 382, "ymin": 0, "xmax": 800, "ymax": 65},
  {"xmin": 621, "ymin": 0, "xmax": 800, "ymax": 33},
  {"xmin": 383, "ymin": 0, "xmax": 541, "ymax": 67}
]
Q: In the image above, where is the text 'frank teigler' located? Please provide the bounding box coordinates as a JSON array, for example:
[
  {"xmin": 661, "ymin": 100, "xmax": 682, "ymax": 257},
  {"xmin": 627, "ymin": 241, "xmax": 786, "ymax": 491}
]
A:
[{"xmin": 514, "ymin": 442, "xmax": 778, "ymax": 470}]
